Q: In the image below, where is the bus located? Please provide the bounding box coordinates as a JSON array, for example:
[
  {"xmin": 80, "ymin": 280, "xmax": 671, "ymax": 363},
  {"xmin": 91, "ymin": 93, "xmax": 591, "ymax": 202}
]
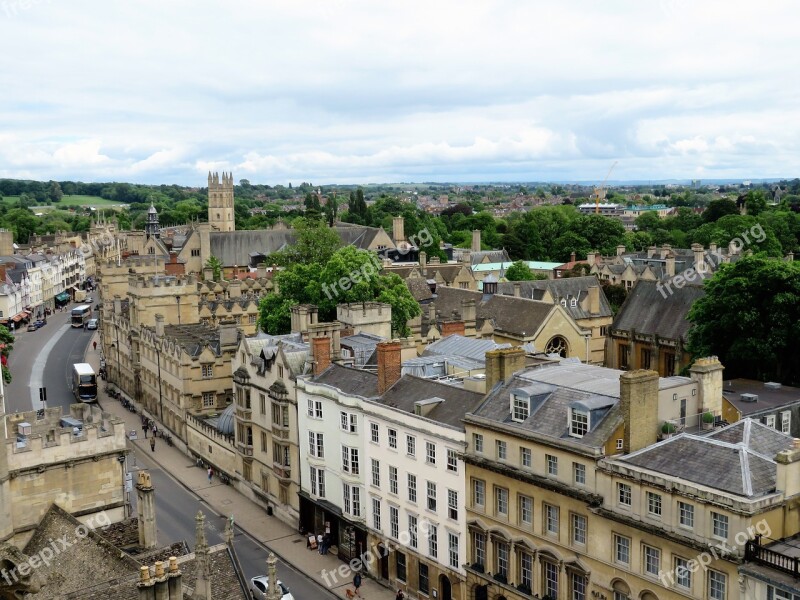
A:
[
  {"xmin": 72, "ymin": 363, "xmax": 97, "ymax": 402},
  {"xmin": 71, "ymin": 304, "xmax": 92, "ymax": 328}
]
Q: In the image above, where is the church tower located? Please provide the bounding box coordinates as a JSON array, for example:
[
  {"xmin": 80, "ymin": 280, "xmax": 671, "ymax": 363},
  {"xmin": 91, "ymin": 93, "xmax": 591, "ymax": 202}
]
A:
[
  {"xmin": 144, "ymin": 202, "xmax": 160, "ymax": 239},
  {"xmin": 207, "ymin": 172, "xmax": 235, "ymax": 232}
]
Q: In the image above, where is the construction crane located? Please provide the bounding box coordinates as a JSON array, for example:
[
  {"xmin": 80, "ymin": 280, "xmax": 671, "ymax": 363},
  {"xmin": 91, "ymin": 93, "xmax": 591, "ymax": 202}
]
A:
[{"xmin": 594, "ymin": 161, "xmax": 618, "ymax": 214}]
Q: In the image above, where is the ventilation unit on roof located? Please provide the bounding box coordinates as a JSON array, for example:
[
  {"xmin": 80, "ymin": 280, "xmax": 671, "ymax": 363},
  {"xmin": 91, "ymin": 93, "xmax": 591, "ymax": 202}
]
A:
[
  {"xmin": 764, "ymin": 382, "xmax": 782, "ymax": 390},
  {"xmin": 740, "ymin": 393, "xmax": 759, "ymax": 403}
]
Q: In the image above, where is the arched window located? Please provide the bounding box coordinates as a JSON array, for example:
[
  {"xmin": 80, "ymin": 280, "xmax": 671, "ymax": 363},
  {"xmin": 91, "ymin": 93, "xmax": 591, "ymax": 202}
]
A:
[{"xmin": 545, "ymin": 336, "xmax": 569, "ymax": 357}]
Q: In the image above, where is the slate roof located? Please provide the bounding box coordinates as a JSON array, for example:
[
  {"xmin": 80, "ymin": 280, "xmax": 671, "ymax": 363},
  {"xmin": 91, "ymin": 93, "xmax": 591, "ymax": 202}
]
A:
[
  {"xmin": 618, "ymin": 419, "xmax": 794, "ymax": 498},
  {"xmin": 405, "ymin": 276, "xmax": 434, "ymax": 301},
  {"xmin": 162, "ymin": 323, "xmax": 222, "ymax": 357},
  {"xmin": 612, "ymin": 279, "xmax": 705, "ymax": 340},
  {"xmin": 722, "ymin": 379, "xmax": 800, "ymax": 417},
  {"xmin": 465, "ymin": 249, "xmax": 511, "ymax": 265},
  {"xmin": 423, "ymin": 334, "xmax": 510, "ymax": 362},
  {"xmin": 313, "ymin": 363, "xmax": 379, "ymax": 397},
  {"xmin": 497, "ymin": 276, "xmax": 613, "ymax": 320},
  {"xmin": 378, "ymin": 374, "xmax": 486, "ymax": 429}
]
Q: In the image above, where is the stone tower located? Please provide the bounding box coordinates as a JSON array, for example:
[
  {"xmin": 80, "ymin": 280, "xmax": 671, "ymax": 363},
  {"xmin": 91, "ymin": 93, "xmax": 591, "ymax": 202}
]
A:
[
  {"xmin": 144, "ymin": 202, "xmax": 160, "ymax": 239},
  {"xmin": 207, "ymin": 172, "xmax": 235, "ymax": 232}
]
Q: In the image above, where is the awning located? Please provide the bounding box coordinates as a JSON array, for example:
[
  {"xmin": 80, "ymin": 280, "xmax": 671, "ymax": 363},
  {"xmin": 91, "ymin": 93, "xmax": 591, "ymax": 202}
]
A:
[
  {"xmin": 12, "ymin": 315, "xmax": 22, "ymax": 322},
  {"xmin": 56, "ymin": 292, "xmax": 70, "ymax": 302}
]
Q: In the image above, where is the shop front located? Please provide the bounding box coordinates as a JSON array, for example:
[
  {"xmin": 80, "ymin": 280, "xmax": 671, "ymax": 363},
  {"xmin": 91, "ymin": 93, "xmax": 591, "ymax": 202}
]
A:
[{"xmin": 299, "ymin": 492, "xmax": 368, "ymax": 567}]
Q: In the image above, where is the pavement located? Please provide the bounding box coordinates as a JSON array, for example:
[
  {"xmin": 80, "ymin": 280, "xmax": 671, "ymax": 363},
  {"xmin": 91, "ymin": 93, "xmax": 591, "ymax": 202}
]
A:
[{"xmin": 84, "ymin": 332, "xmax": 398, "ymax": 600}]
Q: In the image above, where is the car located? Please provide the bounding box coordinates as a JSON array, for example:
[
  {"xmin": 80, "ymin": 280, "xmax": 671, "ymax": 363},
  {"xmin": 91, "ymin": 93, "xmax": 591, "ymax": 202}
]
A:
[
  {"xmin": 84, "ymin": 297, "xmax": 93, "ymax": 304},
  {"xmin": 34, "ymin": 320, "xmax": 45, "ymax": 328},
  {"xmin": 86, "ymin": 319, "xmax": 99, "ymax": 330},
  {"xmin": 27, "ymin": 324, "xmax": 38, "ymax": 332},
  {"xmin": 250, "ymin": 576, "xmax": 293, "ymax": 600}
]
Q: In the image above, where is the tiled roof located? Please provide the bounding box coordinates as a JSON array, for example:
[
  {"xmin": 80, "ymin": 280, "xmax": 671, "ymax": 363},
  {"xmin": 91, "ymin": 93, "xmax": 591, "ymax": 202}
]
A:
[
  {"xmin": 162, "ymin": 323, "xmax": 221, "ymax": 357},
  {"xmin": 378, "ymin": 375, "xmax": 485, "ymax": 429},
  {"xmin": 497, "ymin": 276, "xmax": 613, "ymax": 319},
  {"xmin": 423, "ymin": 334, "xmax": 510, "ymax": 362},
  {"xmin": 612, "ymin": 279, "xmax": 704, "ymax": 340},
  {"xmin": 313, "ymin": 363, "xmax": 379, "ymax": 397}
]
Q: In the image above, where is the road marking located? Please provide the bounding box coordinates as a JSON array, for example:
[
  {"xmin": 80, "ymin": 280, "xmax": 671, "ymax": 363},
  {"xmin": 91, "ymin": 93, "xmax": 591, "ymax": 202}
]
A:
[{"xmin": 29, "ymin": 324, "xmax": 70, "ymax": 410}]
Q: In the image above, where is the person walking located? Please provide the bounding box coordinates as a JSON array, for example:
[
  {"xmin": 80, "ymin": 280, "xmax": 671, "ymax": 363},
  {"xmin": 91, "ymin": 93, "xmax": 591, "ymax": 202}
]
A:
[
  {"xmin": 353, "ymin": 573, "xmax": 362, "ymax": 598},
  {"xmin": 150, "ymin": 436, "xmax": 156, "ymax": 452},
  {"xmin": 396, "ymin": 590, "xmax": 405, "ymax": 600},
  {"xmin": 93, "ymin": 340, "xmax": 97, "ymax": 351},
  {"xmin": 152, "ymin": 423, "xmax": 157, "ymax": 438},
  {"xmin": 207, "ymin": 467, "xmax": 213, "ymax": 483},
  {"xmin": 143, "ymin": 422, "xmax": 148, "ymax": 438},
  {"xmin": 83, "ymin": 322, "xmax": 87, "ymax": 331}
]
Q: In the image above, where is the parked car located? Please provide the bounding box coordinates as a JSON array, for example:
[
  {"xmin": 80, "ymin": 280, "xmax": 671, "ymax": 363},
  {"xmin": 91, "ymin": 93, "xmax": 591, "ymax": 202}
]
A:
[
  {"xmin": 250, "ymin": 576, "xmax": 293, "ymax": 600},
  {"xmin": 84, "ymin": 296, "xmax": 93, "ymax": 304},
  {"xmin": 87, "ymin": 319, "xmax": 99, "ymax": 330},
  {"xmin": 34, "ymin": 320, "xmax": 45, "ymax": 328},
  {"xmin": 27, "ymin": 323, "xmax": 38, "ymax": 332}
]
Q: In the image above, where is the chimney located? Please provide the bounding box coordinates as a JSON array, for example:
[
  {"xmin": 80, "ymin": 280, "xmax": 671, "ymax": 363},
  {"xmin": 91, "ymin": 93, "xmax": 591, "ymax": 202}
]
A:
[
  {"xmin": 218, "ymin": 319, "xmax": 239, "ymax": 350},
  {"xmin": 646, "ymin": 246, "xmax": 657, "ymax": 259},
  {"xmin": 660, "ymin": 244, "xmax": 672, "ymax": 260},
  {"xmin": 257, "ymin": 263, "xmax": 267, "ymax": 278},
  {"xmin": 227, "ymin": 278, "xmax": 242, "ymax": 299},
  {"xmin": 665, "ymin": 252, "xmax": 675, "ymax": 277},
  {"xmin": 427, "ymin": 303, "xmax": 436, "ymax": 324},
  {"xmin": 570, "ymin": 252, "xmax": 576, "ymax": 263},
  {"xmin": 461, "ymin": 250, "xmax": 471, "ymax": 267},
  {"xmin": 513, "ymin": 282, "xmax": 521, "ymax": 297},
  {"xmin": 616, "ymin": 245, "xmax": 626, "ymax": 257},
  {"xmin": 588, "ymin": 286, "xmax": 600, "ymax": 314},
  {"xmin": 154, "ymin": 314, "xmax": 165, "ymax": 339},
  {"xmin": 441, "ymin": 321, "xmax": 465, "ymax": 337},
  {"xmin": 136, "ymin": 471, "xmax": 158, "ymax": 549},
  {"xmin": 471, "ymin": 229, "xmax": 481, "ymax": 252},
  {"xmin": 202, "ymin": 266, "xmax": 214, "ymax": 282},
  {"xmin": 461, "ymin": 299, "xmax": 476, "ymax": 331},
  {"xmin": 392, "ymin": 216, "xmax": 405, "ymax": 244},
  {"xmin": 153, "ymin": 561, "xmax": 168, "ymax": 600},
  {"xmin": 689, "ymin": 356, "xmax": 724, "ymax": 416},
  {"xmin": 587, "ymin": 251, "xmax": 596, "ymax": 265},
  {"xmin": 709, "ymin": 243, "xmax": 717, "ymax": 254},
  {"xmin": 138, "ymin": 566, "xmax": 155, "ymax": 600},
  {"xmin": 114, "ymin": 294, "xmax": 122, "ymax": 315},
  {"xmin": 775, "ymin": 440, "xmax": 800, "ymax": 498},
  {"xmin": 167, "ymin": 557, "xmax": 183, "ymax": 599},
  {"xmin": 419, "ymin": 251, "xmax": 427, "ymax": 275},
  {"xmin": 485, "ymin": 348, "xmax": 526, "ymax": 392},
  {"xmin": 692, "ymin": 243, "xmax": 706, "ymax": 275},
  {"xmin": 377, "ymin": 341, "xmax": 402, "ymax": 394},
  {"xmin": 620, "ymin": 370, "xmax": 659, "ymax": 453},
  {"xmin": 787, "ymin": 252, "xmax": 795, "ymax": 262},
  {"xmin": 192, "ymin": 512, "xmax": 212, "ymax": 600},
  {"xmin": 312, "ymin": 336, "xmax": 331, "ymax": 375}
]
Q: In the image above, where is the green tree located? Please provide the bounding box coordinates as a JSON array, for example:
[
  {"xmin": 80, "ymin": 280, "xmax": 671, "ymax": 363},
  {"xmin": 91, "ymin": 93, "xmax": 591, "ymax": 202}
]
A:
[
  {"xmin": 687, "ymin": 256, "xmax": 800, "ymax": 384},
  {"xmin": 505, "ymin": 261, "xmax": 537, "ymax": 281},
  {"xmin": 551, "ymin": 232, "xmax": 591, "ymax": 263},
  {"xmin": 600, "ymin": 282, "xmax": 628, "ymax": 315},
  {"xmin": 204, "ymin": 255, "xmax": 223, "ymax": 281},
  {"xmin": 702, "ymin": 198, "xmax": 739, "ymax": 223},
  {"xmin": 0, "ymin": 324, "xmax": 14, "ymax": 357},
  {"xmin": 48, "ymin": 180, "xmax": 63, "ymax": 203},
  {"xmin": 745, "ymin": 190, "xmax": 768, "ymax": 216},
  {"xmin": 270, "ymin": 217, "xmax": 341, "ymax": 267}
]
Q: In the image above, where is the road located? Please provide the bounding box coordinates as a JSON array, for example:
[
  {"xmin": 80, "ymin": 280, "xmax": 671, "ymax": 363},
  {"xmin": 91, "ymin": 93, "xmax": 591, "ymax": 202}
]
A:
[{"xmin": 9, "ymin": 305, "xmax": 326, "ymax": 598}]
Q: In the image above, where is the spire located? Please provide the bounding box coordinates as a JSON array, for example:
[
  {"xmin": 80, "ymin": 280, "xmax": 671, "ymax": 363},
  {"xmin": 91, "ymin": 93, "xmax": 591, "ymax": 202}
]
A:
[{"xmin": 192, "ymin": 511, "xmax": 212, "ymax": 600}]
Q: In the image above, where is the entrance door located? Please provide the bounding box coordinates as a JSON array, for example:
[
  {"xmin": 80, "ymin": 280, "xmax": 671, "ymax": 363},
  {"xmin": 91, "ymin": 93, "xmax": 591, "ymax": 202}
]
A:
[
  {"xmin": 474, "ymin": 584, "xmax": 488, "ymax": 600},
  {"xmin": 680, "ymin": 398, "xmax": 687, "ymax": 424},
  {"xmin": 439, "ymin": 575, "xmax": 452, "ymax": 600},
  {"xmin": 377, "ymin": 544, "xmax": 389, "ymax": 579}
]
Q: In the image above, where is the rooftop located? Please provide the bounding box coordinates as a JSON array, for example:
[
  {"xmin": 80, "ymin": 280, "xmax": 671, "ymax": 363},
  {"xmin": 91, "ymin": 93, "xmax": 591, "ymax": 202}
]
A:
[
  {"xmin": 723, "ymin": 379, "xmax": 800, "ymax": 416},
  {"xmin": 378, "ymin": 374, "xmax": 485, "ymax": 429}
]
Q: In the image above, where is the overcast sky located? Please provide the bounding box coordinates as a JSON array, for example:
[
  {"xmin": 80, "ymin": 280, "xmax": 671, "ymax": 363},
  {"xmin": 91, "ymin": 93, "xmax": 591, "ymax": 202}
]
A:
[{"xmin": 1, "ymin": 0, "xmax": 798, "ymax": 186}]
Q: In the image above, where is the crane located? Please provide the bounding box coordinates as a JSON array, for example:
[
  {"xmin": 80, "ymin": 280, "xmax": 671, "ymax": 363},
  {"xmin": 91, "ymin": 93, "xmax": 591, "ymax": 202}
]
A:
[{"xmin": 594, "ymin": 161, "xmax": 618, "ymax": 214}]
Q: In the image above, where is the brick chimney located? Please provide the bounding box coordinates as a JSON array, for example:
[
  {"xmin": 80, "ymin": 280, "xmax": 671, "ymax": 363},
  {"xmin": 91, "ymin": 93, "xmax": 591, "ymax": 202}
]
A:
[
  {"xmin": 461, "ymin": 299, "xmax": 476, "ymax": 332},
  {"xmin": 202, "ymin": 266, "xmax": 214, "ymax": 282},
  {"xmin": 312, "ymin": 336, "xmax": 331, "ymax": 375},
  {"xmin": 620, "ymin": 370, "xmax": 659, "ymax": 454},
  {"xmin": 692, "ymin": 243, "xmax": 706, "ymax": 274},
  {"xmin": 471, "ymin": 229, "xmax": 481, "ymax": 252},
  {"xmin": 154, "ymin": 314, "xmax": 165, "ymax": 338},
  {"xmin": 660, "ymin": 244, "xmax": 672, "ymax": 260},
  {"xmin": 485, "ymin": 347, "xmax": 526, "ymax": 391},
  {"xmin": 441, "ymin": 321, "xmax": 465, "ymax": 337},
  {"xmin": 646, "ymin": 246, "xmax": 657, "ymax": 259},
  {"xmin": 136, "ymin": 471, "xmax": 158, "ymax": 549},
  {"xmin": 587, "ymin": 251, "xmax": 596, "ymax": 265},
  {"xmin": 689, "ymin": 356, "xmax": 724, "ymax": 416},
  {"xmin": 570, "ymin": 252, "xmax": 576, "ymax": 263},
  {"xmin": 257, "ymin": 263, "xmax": 267, "ymax": 278},
  {"xmin": 377, "ymin": 341, "xmax": 402, "ymax": 394}
]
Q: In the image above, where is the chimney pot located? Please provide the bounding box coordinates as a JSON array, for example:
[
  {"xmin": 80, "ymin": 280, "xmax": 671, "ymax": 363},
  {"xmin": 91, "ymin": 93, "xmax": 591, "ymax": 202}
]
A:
[{"xmin": 312, "ymin": 336, "xmax": 332, "ymax": 376}]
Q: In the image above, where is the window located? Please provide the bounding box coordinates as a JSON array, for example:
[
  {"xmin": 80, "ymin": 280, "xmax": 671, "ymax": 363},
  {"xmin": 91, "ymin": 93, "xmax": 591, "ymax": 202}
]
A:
[
  {"xmin": 341, "ymin": 446, "xmax": 359, "ymax": 474},
  {"xmin": 641, "ymin": 348, "xmax": 652, "ymax": 370},
  {"xmin": 768, "ymin": 586, "xmax": 800, "ymax": 600},
  {"xmin": 574, "ymin": 462, "xmax": 586, "ymax": 485},
  {"xmin": 191, "ymin": 248, "xmax": 201, "ymax": 257},
  {"xmin": 619, "ymin": 344, "xmax": 629, "ymax": 370},
  {"xmin": 473, "ymin": 531, "xmax": 486, "ymax": 566},
  {"xmin": 495, "ymin": 541, "xmax": 509, "ymax": 578},
  {"xmin": 418, "ymin": 563, "xmax": 429, "ymax": 594},
  {"xmin": 273, "ymin": 443, "xmax": 289, "ymax": 466},
  {"xmin": 372, "ymin": 498, "xmax": 381, "ymax": 530},
  {"xmin": 249, "ymin": 313, "xmax": 257, "ymax": 325},
  {"xmin": 495, "ymin": 487, "xmax": 508, "ymax": 516},
  {"xmin": 674, "ymin": 556, "xmax": 692, "ymax": 589},
  {"xmin": 520, "ymin": 551, "xmax": 533, "ymax": 590},
  {"xmin": 447, "ymin": 449, "xmax": 458, "ymax": 472},
  {"xmin": 404, "ymin": 473, "xmax": 416, "ymax": 502},
  {"xmin": 307, "ymin": 399, "xmax": 322, "ymax": 419},
  {"xmin": 766, "ymin": 414, "xmax": 777, "ymax": 428},
  {"xmin": 261, "ymin": 431, "xmax": 268, "ymax": 452},
  {"xmin": 308, "ymin": 432, "xmax": 324, "ymax": 458},
  {"xmin": 408, "ymin": 515, "xmax": 418, "ymax": 548},
  {"xmin": 425, "ymin": 441, "xmax": 436, "ymax": 464},
  {"xmin": 428, "ymin": 523, "xmax": 438, "ymax": 558},
  {"xmin": 448, "ymin": 489, "xmax": 458, "ymax": 520},
  {"xmin": 570, "ymin": 408, "xmax": 589, "ymax": 437},
  {"xmin": 395, "ymin": 551, "xmax": 406, "ymax": 582},
  {"xmin": 643, "ymin": 545, "xmax": 661, "ymax": 576},
  {"xmin": 388, "ymin": 428, "xmax": 397, "ymax": 449},
  {"xmin": 371, "ymin": 459, "xmax": 380, "ymax": 487},
  {"xmin": 201, "ymin": 364, "xmax": 213, "ymax": 378},
  {"xmin": 647, "ymin": 492, "xmax": 662, "ymax": 517},
  {"xmin": 202, "ymin": 392, "xmax": 215, "ymax": 407},
  {"xmin": 545, "ymin": 503, "xmax": 559, "ymax": 535},
  {"xmin": 543, "ymin": 561, "xmax": 559, "ymax": 599},
  {"xmin": 473, "ymin": 433, "xmax": 483, "ymax": 453},
  {"xmin": 340, "ymin": 412, "xmax": 357, "ymax": 433},
  {"xmin": 572, "ymin": 514, "xmax": 587, "ymax": 545},
  {"xmin": 678, "ymin": 501, "xmax": 694, "ymax": 529},
  {"xmin": 782, "ymin": 411, "xmax": 792, "ymax": 434},
  {"xmin": 389, "ymin": 466, "xmax": 398, "ymax": 495},
  {"xmin": 546, "ymin": 454, "xmax": 558, "ymax": 476},
  {"xmin": 309, "ymin": 466, "xmax": 325, "ymax": 497},
  {"xmin": 618, "ymin": 482, "xmax": 632, "ymax": 507},
  {"xmin": 521, "ymin": 447, "xmax": 532, "ymax": 468},
  {"xmin": 616, "ymin": 438, "xmax": 623, "ymax": 451},
  {"xmin": 614, "ymin": 534, "xmax": 630, "ymax": 565},
  {"xmin": 473, "ymin": 479, "xmax": 485, "ymax": 508},
  {"xmin": 448, "ymin": 532, "xmax": 459, "ymax": 568},
  {"xmin": 712, "ymin": 512, "xmax": 729, "ymax": 539},
  {"xmin": 496, "ymin": 440, "xmax": 507, "ymax": 460},
  {"xmin": 512, "ymin": 393, "xmax": 530, "ymax": 421},
  {"xmin": 342, "ymin": 483, "xmax": 361, "ymax": 517},
  {"xmin": 260, "ymin": 394, "xmax": 267, "ymax": 415},
  {"xmin": 406, "ymin": 435, "xmax": 416, "ymax": 457},
  {"xmin": 427, "ymin": 481, "xmax": 437, "ymax": 511},
  {"xmin": 709, "ymin": 570, "xmax": 726, "ymax": 600},
  {"xmin": 519, "ymin": 495, "xmax": 533, "ymax": 526},
  {"xmin": 571, "ymin": 572, "xmax": 587, "ymax": 600},
  {"xmin": 390, "ymin": 506, "xmax": 399, "ymax": 538},
  {"xmin": 370, "ymin": 422, "xmax": 379, "ymax": 443}
]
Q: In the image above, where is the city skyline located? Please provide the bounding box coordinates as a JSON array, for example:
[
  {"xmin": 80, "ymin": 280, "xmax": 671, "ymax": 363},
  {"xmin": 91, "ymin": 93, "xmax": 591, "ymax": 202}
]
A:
[{"xmin": 2, "ymin": 1, "xmax": 798, "ymax": 185}]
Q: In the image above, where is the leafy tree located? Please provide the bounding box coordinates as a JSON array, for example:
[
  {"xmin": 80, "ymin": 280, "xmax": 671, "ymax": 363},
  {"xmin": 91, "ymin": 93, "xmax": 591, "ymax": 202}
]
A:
[
  {"xmin": 505, "ymin": 261, "xmax": 537, "ymax": 281},
  {"xmin": 117, "ymin": 211, "xmax": 131, "ymax": 231},
  {"xmin": 48, "ymin": 180, "xmax": 63, "ymax": 203},
  {"xmin": 600, "ymin": 281, "xmax": 628, "ymax": 314},
  {"xmin": 687, "ymin": 256, "xmax": 800, "ymax": 384},
  {"xmin": 0, "ymin": 325, "xmax": 14, "ymax": 357},
  {"xmin": 551, "ymin": 232, "xmax": 591, "ymax": 263},
  {"xmin": 569, "ymin": 215, "xmax": 626, "ymax": 255},
  {"xmin": 745, "ymin": 190, "xmax": 768, "ymax": 217},
  {"xmin": 561, "ymin": 263, "xmax": 592, "ymax": 278},
  {"xmin": 204, "ymin": 255, "xmax": 223, "ymax": 281},
  {"xmin": 694, "ymin": 215, "xmax": 783, "ymax": 257},
  {"xmin": 269, "ymin": 217, "xmax": 341, "ymax": 267},
  {"xmin": 634, "ymin": 212, "xmax": 662, "ymax": 232},
  {"xmin": 702, "ymin": 199, "xmax": 739, "ymax": 223}
]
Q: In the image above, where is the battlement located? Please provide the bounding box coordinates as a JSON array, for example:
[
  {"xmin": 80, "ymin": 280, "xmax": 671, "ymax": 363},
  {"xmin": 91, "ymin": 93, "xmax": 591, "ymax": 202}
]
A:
[
  {"xmin": 208, "ymin": 171, "xmax": 234, "ymax": 189},
  {"xmin": 127, "ymin": 273, "xmax": 197, "ymax": 290}
]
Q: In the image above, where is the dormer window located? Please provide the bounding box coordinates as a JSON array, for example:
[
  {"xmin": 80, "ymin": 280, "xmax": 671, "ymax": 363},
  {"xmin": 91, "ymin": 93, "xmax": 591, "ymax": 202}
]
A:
[
  {"xmin": 560, "ymin": 299, "xmax": 567, "ymax": 307},
  {"xmin": 570, "ymin": 408, "xmax": 589, "ymax": 437},
  {"xmin": 512, "ymin": 394, "xmax": 530, "ymax": 422},
  {"xmin": 570, "ymin": 298, "xmax": 577, "ymax": 308}
]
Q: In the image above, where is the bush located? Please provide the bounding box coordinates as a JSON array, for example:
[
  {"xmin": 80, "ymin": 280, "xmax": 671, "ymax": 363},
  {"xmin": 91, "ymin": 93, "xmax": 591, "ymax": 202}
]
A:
[
  {"xmin": 661, "ymin": 421, "xmax": 676, "ymax": 434},
  {"xmin": 702, "ymin": 412, "xmax": 715, "ymax": 423}
]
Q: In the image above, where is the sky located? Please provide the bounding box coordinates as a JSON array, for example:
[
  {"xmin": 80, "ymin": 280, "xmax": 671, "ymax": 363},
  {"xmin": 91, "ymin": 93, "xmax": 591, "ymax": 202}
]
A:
[{"xmin": 1, "ymin": 0, "xmax": 799, "ymax": 186}]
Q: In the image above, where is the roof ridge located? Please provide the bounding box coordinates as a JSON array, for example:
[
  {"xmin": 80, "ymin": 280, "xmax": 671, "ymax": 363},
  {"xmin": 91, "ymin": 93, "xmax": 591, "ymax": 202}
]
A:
[{"xmin": 740, "ymin": 449, "xmax": 753, "ymax": 496}]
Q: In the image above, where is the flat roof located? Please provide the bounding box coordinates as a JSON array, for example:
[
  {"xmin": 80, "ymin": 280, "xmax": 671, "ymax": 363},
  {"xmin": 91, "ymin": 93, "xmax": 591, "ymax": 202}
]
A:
[{"xmin": 724, "ymin": 379, "xmax": 800, "ymax": 416}]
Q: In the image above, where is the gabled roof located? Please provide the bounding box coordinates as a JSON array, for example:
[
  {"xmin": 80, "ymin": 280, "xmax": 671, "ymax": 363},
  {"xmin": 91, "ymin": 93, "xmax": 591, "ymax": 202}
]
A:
[
  {"xmin": 378, "ymin": 375, "xmax": 485, "ymax": 429},
  {"xmin": 497, "ymin": 276, "xmax": 613, "ymax": 319},
  {"xmin": 313, "ymin": 363, "xmax": 379, "ymax": 397},
  {"xmin": 424, "ymin": 334, "xmax": 510, "ymax": 362},
  {"xmin": 612, "ymin": 279, "xmax": 704, "ymax": 340}
]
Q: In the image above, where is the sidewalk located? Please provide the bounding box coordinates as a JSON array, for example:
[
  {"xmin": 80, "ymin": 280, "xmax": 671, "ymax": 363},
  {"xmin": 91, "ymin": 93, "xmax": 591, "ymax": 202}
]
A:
[{"xmin": 85, "ymin": 332, "xmax": 396, "ymax": 600}]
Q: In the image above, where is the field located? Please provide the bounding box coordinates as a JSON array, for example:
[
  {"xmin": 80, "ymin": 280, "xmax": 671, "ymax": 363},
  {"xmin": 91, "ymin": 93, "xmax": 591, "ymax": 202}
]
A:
[{"xmin": 2, "ymin": 195, "xmax": 127, "ymax": 210}]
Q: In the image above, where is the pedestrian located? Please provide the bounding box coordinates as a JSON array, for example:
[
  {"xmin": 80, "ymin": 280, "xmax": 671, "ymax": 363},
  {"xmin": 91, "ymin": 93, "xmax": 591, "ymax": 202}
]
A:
[
  {"xmin": 353, "ymin": 573, "xmax": 362, "ymax": 598},
  {"xmin": 93, "ymin": 340, "xmax": 97, "ymax": 351},
  {"xmin": 207, "ymin": 467, "xmax": 213, "ymax": 483},
  {"xmin": 83, "ymin": 322, "xmax": 87, "ymax": 331},
  {"xmin": 396, "ymin": 590, "xmax": 405, "ymax": 600},
  {"xmin": 150, "ymin": 436, "xmax": 155, "ymax": 452},
  {"xmin": 143, "ymin": 423, "xmax": 148, "ymax": 438},
  {"xmin": 152, "ymin": 423, "xmax": 157, "ymax": 438}
]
